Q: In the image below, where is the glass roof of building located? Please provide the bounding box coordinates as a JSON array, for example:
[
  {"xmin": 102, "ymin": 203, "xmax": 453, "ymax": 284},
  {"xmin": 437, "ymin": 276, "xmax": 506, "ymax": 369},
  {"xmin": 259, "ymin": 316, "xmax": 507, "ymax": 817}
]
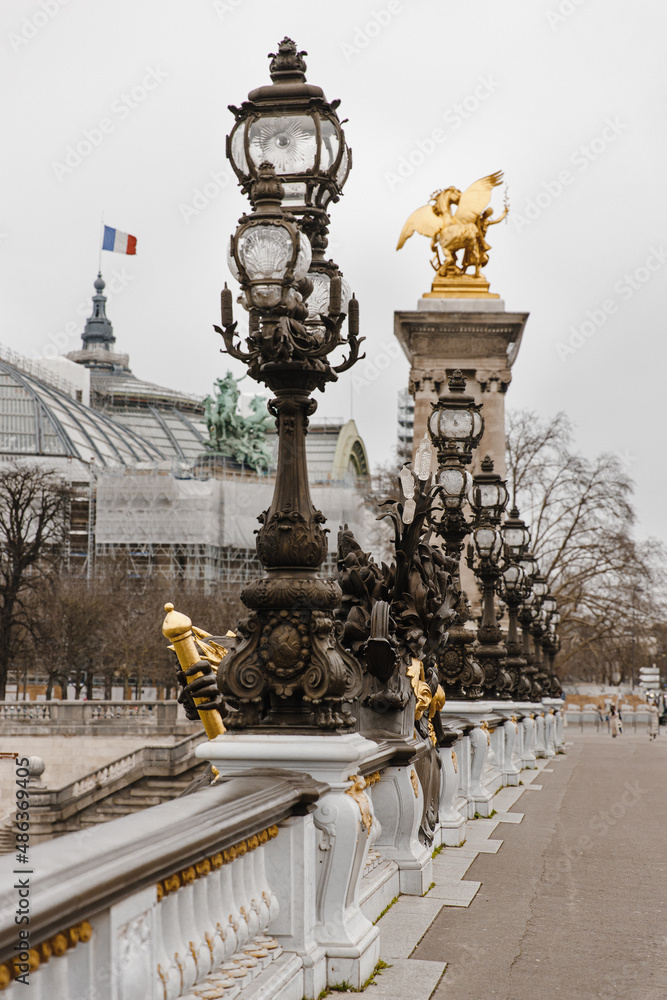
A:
[{"xmin": 0, "ymin": 360, "xmax": 163, "ymax": 467}]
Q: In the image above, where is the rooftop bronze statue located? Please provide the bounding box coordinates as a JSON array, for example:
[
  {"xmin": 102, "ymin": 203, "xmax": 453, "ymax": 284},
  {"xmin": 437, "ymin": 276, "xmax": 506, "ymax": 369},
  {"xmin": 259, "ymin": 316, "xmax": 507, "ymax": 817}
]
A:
[
  {"xmin": 202, "ymin": 370, "xmax": 273, "ymax": 473},
  {"xmin": 397, "ymin": 171, "xmax": 508, "ymax": 294}
]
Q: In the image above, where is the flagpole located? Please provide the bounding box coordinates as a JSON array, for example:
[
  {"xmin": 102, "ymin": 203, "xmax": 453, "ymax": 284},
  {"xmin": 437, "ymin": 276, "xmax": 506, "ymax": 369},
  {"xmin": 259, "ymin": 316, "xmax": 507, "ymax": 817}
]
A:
[{"xmin": 98, "ymin": 214, "xmax": 104, "ymax": 274}]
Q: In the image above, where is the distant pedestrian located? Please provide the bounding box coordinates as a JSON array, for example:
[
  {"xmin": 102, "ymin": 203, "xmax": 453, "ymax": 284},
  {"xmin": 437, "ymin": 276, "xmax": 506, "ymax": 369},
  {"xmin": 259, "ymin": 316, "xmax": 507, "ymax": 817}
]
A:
[
  {"xmin": 648, "ymin": 702, "xmax": 659, "ymax": 741},
  {"xmin": 609, "ymin": 704, "xmax": 619, "ymax": 737}
]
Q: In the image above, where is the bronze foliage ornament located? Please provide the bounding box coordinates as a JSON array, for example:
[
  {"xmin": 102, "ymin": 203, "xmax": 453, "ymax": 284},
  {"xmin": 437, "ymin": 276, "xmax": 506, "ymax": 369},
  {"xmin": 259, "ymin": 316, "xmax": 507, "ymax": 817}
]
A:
[{"xmin": 336, "ymin": 467, "xmax": 457, "ymax": 731}]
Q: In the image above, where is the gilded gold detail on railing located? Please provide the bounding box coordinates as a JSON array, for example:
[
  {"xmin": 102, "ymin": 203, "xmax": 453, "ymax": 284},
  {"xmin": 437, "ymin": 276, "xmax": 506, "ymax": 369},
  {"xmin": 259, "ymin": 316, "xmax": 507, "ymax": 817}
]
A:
[
  {"xmin": 480, "ymin": 720, "xmax": 491, "ymax": 746},
  {"xmin": 156, "ymin": 826, "xmax": 279, "ymax": 901},
  {"xmin": 407, "ymin": 658, "xmax": 446, "ymax": 746},
  {"xmin": 345, "ymin": 775, "xmax": 373, "ymax": 832},
  {"xmin": 451, "ymin": 750, "xmax": 458, "ymax": 773},
  {"xmin": 410, "ymin": 769, "xmax": 420, "ymax": 798},
  {"xmin": 0, "ymin": 922, "xmax": 92, "ymax": 990}
]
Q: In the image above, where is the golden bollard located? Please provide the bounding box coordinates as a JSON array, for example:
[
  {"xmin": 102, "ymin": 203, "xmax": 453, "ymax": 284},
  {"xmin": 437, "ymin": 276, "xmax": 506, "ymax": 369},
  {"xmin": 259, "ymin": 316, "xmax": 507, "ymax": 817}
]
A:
[{"xmin": 162, "ymin": 603, "xmax": 226, "ymax": 739}]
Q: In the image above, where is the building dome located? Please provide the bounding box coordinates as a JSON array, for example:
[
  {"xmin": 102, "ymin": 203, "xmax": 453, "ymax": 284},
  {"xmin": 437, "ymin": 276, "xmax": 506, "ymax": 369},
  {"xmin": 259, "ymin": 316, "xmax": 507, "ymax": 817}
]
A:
[{"xmin": 0, "ymin": 356, "xmax": 163, "ymax": 467}]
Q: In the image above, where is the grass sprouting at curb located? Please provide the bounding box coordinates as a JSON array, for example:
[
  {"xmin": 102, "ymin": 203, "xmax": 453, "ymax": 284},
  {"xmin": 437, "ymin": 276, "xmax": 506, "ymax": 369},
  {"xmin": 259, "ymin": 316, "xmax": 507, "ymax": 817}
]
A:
[
  {"xmin": 319, "ymin": 960, "xmax": 393, "ymax": 995},
  {"xmin": 373, "ymin": 894, "xmax": 399, "ymax": 924}
]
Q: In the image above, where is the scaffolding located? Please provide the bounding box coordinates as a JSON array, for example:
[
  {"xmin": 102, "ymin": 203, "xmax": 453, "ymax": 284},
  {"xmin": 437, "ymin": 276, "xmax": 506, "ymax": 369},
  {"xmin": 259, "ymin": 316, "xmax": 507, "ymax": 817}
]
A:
[{"xmin": 91, "ymin": 466, "xmax": 370, "ymax": 587}]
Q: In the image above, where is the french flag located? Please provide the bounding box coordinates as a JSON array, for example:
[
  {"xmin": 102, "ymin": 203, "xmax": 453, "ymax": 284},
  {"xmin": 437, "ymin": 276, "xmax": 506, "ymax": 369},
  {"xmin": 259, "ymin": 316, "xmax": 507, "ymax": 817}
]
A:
[{"xmin": 102, "ymin": 226, "xmax": 137, "ymax": 255}]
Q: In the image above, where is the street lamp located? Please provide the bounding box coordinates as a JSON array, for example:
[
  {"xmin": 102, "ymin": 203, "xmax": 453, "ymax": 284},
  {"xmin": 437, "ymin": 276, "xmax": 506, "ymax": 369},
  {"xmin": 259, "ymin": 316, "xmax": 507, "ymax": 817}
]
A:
[
  {"xmin": 498, "ymin": 508, "xmax": 533, "ymax": 700},
  {"xmin": 517, "ymin": 591, "xmax": 540, "ymax": 700},
  {"xmin": 226, "ymin": 161, "xmax": 312, "ymax": 313},
  {"xmin": 502, "ymin": 507, "xmax": 531, "ymax": 561},
  {"xmin": 467, "ymin": 458, "xmax": 512, "ymax": 697},
  {"xmin": 427, "ymin": 371, "xmax": 485, "ymax": 698},
  {"xmin": 469, "ymin": 455, "xmax": 509, "ymax": 522},
  {"xmin": 227, "ymin": 37, "xmax": 351, "ymax": 246},
  {"xmin": 213, "ymin": 47, "xmax": 364, "ymax": 733},
  {"xmin": 428, "ymin": 370, "xmax": 484, "ymax": 465}
]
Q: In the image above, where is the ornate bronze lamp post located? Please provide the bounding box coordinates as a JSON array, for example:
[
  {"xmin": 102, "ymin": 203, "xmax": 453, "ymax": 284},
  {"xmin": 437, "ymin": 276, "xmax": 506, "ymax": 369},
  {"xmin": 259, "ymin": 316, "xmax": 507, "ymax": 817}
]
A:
[
  {"xmin": 541, "ymin": 603, "xmax": 562, "ymax": 696},
  {"xmin": 214, "ymin": 45, "xmax": 363, "ymax": 733},
  {"xmin": 467, "ymin": 457, "xmax": 512, "ymax": 697},
  {"xmin": 426, "ymin": 371, "xmax": 485, "ymax": 698},
  {"xmin": 529, "ymin": 583, "xmax": 550, "ymax": 697},
  {"xmin": 498, "ymin": 507, "xmax": 532, "ymax": 699}
]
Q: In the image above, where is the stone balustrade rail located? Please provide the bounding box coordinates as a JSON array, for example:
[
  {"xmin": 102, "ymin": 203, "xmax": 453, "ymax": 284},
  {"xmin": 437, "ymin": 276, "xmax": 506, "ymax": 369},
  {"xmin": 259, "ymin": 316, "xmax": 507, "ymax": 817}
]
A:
[
  {"xmin": 0, "ymin": 770, "xmax": 325, "ymax": 996},
  {"xmin": 20, "ymin": 734, "xmax": 204, "ymax": 841},
  {"xmin": 0, "ymin": 700, "xmax": 198, "ymax": 737}
]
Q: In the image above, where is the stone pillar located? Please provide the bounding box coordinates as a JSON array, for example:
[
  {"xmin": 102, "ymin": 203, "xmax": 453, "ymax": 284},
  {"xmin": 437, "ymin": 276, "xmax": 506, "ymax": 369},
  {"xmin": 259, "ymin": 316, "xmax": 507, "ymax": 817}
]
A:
[
  {"xmin": 394, "ymin": 299, "xmax": 528, "ymax": 478},
  {"xmin": 196, "ymin": 733, "xmax": 380, "ymax": 991},
  {"xmin": 394, "ymin": 298, "xmax": 528, "ymax": 601}
]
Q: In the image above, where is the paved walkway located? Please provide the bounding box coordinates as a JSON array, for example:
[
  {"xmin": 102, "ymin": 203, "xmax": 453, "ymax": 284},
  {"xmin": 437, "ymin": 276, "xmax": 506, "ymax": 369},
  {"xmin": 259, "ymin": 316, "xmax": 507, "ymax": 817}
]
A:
[{"xmin": 370, "ymin": 732, "xmax": 667, "ymax": 1000}]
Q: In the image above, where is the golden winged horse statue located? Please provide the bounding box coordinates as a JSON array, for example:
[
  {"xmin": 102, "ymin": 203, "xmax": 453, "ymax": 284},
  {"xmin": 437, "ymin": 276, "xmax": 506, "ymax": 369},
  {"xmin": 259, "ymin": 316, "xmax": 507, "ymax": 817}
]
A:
[{"xmin": 397, "ymin": 171, "xmax": 508, "ymax": 280}]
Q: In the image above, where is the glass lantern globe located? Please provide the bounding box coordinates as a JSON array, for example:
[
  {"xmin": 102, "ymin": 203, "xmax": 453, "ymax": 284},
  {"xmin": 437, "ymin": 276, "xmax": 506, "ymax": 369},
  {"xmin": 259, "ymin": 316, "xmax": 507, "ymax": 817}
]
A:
[
  {"xmin": 532, "ymin": 574, "xmax": 548, "ymax": 599},
  {"xmin": 469, "ymin": 457, "xmax": 509, "ymax": 522},
  {"xmin": 437, "ymin": 464, "xmax": 473, "ymax": 510},
  {"xmin": 519, "ymin": 552, "xmax": 538, "ymax": 581},
  {"xmin": 227, "ymin": 38, "xmax": 351, "ymax": 225},
  {"xmin": 473, "ymin": 524, "xmax": 502, "ymax": 561},
  {"xmin": 428, "ymin": 370, "xmax": 483, "ymax": 462},
  {"xmin": 228, "ymin": 222, "xmax": 311, "ymax": 311},
  {"xmin": 501, "ymin": 507, "xmax": 531, "ymax": 559},
  {"xmin": 502, "ymin": 562, "xmax": 524, "ymax": 595},
  {"xmin": 305, "ymin": 269, "xmax": 352, "ymax": 324},
  {"xmin": 542, "ymin": 592, "xmax": 557, "ymax": 614}
]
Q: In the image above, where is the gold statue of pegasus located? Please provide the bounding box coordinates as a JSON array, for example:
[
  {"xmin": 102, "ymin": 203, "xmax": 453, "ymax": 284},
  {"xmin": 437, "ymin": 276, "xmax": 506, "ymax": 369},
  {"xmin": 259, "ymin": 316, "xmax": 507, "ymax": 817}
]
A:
[{"xmin": 397, "ymin": 171, "xmax": 508, "ymax": 293}]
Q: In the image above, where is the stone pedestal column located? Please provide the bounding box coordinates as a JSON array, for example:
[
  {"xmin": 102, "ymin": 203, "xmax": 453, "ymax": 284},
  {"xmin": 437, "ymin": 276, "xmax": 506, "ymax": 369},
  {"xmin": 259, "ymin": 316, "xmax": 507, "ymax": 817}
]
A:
[
  {"xmin": 534, "ymin": 712, "xmax": 547, "ymax": 757},
  {"xmin": 520, "ymin": 712, "xmax": 538, "ymax": 768},
  {"xmin": 502, "ymin": 717, "xmax": 521, "ymax": 786},
  {"xmin": 372, "ymin": 756, "xmax": 433, "ymax": 895},
  {"xmin": 196, "ymin": 733, "xmax": 380, "ymax": 991}
]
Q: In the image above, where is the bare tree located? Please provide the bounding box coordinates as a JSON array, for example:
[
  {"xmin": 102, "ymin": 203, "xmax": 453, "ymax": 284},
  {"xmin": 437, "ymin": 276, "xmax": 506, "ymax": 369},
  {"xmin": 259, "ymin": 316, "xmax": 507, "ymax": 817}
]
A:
[
  {"xmin": 33, "ymin": 576, "xmax": 107, "ymax": 699},
  {"xmin": 507, "ymin": 411, "xmax": 667, "ymax": 682},
  {"xmin": 0, "ymin": 464, "xmax": 72, "ymax": 699}
]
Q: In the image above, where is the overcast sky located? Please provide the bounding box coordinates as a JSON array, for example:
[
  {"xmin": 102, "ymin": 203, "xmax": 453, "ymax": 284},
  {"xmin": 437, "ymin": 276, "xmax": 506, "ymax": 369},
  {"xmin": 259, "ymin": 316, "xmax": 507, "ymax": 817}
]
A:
[{"xmin": 2, "ymin": 0, "xmax": 666, "ymax": 543}]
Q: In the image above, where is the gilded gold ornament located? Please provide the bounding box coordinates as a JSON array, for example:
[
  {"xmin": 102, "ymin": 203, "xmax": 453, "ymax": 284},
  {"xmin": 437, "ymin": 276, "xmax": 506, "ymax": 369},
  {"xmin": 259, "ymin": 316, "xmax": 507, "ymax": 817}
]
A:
[
  {"xmin": 161, "ymin": 603, "xmax": 227, "ymax": 739},
  {"xmin": 397, "ymin": 171, "xmax": 508, "ymax": 298},
  {"xmin": 345, "ymin": 775, "xmax": 373, "ymax": 832}
]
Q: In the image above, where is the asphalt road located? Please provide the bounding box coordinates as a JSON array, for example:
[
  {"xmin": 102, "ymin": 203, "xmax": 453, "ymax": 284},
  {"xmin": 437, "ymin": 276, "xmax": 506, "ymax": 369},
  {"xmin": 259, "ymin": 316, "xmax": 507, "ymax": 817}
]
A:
[{"xmin": 413, "ymin": 732, "xmax": 667, "ymax": 1000}]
